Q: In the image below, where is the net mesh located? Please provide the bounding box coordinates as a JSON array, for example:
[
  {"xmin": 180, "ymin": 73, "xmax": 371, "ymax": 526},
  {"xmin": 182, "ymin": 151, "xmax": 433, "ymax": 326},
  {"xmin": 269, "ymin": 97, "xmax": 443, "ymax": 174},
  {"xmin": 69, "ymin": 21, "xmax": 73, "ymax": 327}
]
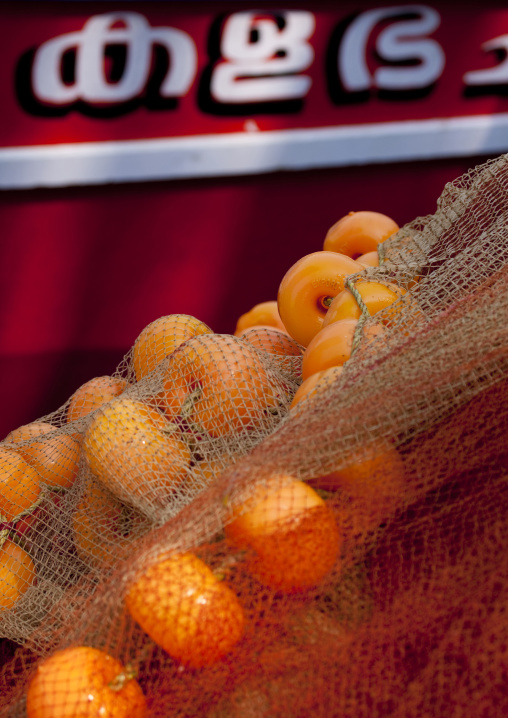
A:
[{"xmin": 1, "ymin": 153, "xmax": 508, "ymax": 717}]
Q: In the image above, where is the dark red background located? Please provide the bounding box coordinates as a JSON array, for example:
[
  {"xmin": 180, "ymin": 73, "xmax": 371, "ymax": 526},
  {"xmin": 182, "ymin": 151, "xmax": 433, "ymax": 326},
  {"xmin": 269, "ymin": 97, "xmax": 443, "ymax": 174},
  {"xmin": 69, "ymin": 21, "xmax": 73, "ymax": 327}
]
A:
[{"xmin": 0, "ymin": 155, "xmax": 494, "ymax": 439}]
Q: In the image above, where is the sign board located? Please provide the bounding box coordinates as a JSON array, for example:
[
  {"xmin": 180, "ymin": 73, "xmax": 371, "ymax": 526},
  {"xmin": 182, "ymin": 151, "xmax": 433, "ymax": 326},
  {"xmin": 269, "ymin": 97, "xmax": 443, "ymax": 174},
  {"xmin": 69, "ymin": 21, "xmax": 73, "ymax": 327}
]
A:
[{"xmin": 2, "ymin": 3, "xmax": 508, "ymax": 187}]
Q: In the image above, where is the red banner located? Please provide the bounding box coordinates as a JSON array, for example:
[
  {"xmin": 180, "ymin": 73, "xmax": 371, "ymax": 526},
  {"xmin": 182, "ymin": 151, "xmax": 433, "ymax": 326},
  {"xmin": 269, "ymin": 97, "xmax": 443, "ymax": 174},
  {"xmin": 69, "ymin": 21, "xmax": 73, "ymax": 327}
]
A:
[{"xmin": 2, "ymin": 2, "xmax": 508, "ymax": 187}]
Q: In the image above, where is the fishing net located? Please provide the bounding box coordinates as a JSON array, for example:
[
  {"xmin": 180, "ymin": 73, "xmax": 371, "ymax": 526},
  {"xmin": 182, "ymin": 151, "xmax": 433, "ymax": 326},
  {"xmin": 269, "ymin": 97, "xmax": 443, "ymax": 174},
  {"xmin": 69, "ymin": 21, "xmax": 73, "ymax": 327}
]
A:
[{"xmin": 1, "ymin": 152, "xmax": 507, "ymax": 717}]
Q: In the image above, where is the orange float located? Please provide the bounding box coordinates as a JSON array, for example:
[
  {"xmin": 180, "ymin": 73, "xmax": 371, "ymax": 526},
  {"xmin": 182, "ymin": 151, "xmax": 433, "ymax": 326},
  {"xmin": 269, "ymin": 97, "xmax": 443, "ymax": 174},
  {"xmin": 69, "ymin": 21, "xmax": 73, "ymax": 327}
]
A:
[
  {"xmin": 126, "ymin": 552, "xmax": 245, "ymax": 668},
  {"xmin": 323, "ymin": 210, "xmax": 399, "ymax": 258},
  {"xmin": 290, "ymin": 366, "xmax": 344, "ymax": 410},
  {"xmin": 322, "ymin": 280, "xmax": 406, "ymax": 329},
  {"xmin": 356, "ymin": 250, "xmax": 380, "ymax": 268},
  {"xmin": 277, "ymin": 251, "xmax": 363, "ymax": 347},
  {"xmin": 72, "ymin": 480, "xmax": 142, "ymax": 569},
  {"xmin": 19, "ymin": 431, "xmax": 81, "ymax": 491},
  {"xmin": 4, "ymin": 421, "xmax": 55, "ymax": 443},
  {"xmin": 309, "ymin": 444, "xmax": 407, "ymax": 536},
  {"xmin": 0, "ymin": 446, "xmax": 41, "ymax": 521},
  {"xmin": 237, "ymin": 326, "xmax": 303, "ymax": 357},
  {"xmin": 0, "ymin": 536, "xmax": 36, "ymax": 611},
  {"xmin": 301, "ymin": 318, "xmax": 384, "ymax": 381},
  {"xmin": 83, "ymin": 397, "xmax": 191, "ymax": 513},
  {"xmin": 132, "ymin": 314, "xmax": 213, "ymax": 381},
  {"xmin": 225, "ymin": 476, "xmax": 340, "ymax": 593},
  {"xmin": 7, "ymin": 421, "xmax": 81, "ymax": 490},
  {"xmin": 67, "ymin": 376, "xmax": 128, "ymax": 423},
  {"xmin": 160, "ymin": 334, "xmax": 278, "ymax": 437},
  {"xmin": 234, "ymin": 300, "xmax": 286, "ymax": 335},
  {"xmin": 26, "ymin": 645, "xmax": 146, "ymax": 718}
]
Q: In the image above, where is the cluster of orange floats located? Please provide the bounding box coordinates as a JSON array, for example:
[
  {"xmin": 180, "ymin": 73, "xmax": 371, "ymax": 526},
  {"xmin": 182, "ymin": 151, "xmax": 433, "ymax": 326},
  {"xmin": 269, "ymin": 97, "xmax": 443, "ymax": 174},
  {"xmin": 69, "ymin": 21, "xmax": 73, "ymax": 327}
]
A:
[{"xmin": 1, "ymin": 211, "xmax": 410, "ymax": 717}]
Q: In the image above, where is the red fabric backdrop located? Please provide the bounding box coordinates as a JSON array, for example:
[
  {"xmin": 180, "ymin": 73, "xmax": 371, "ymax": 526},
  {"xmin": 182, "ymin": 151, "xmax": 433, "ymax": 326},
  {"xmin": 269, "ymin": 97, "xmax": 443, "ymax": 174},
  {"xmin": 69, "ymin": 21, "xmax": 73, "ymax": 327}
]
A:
[{"xmin": 0, "ymin": 156, "xmax": 494, "ymax": 439}]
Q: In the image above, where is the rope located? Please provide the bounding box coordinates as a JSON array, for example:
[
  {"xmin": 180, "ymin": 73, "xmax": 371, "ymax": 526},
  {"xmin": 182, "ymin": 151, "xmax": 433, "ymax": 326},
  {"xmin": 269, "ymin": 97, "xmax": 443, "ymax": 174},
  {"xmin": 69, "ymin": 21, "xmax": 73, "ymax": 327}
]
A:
[{"xmin": 345, "ymin": 276, "xmax": 370, "ymax": 355}]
